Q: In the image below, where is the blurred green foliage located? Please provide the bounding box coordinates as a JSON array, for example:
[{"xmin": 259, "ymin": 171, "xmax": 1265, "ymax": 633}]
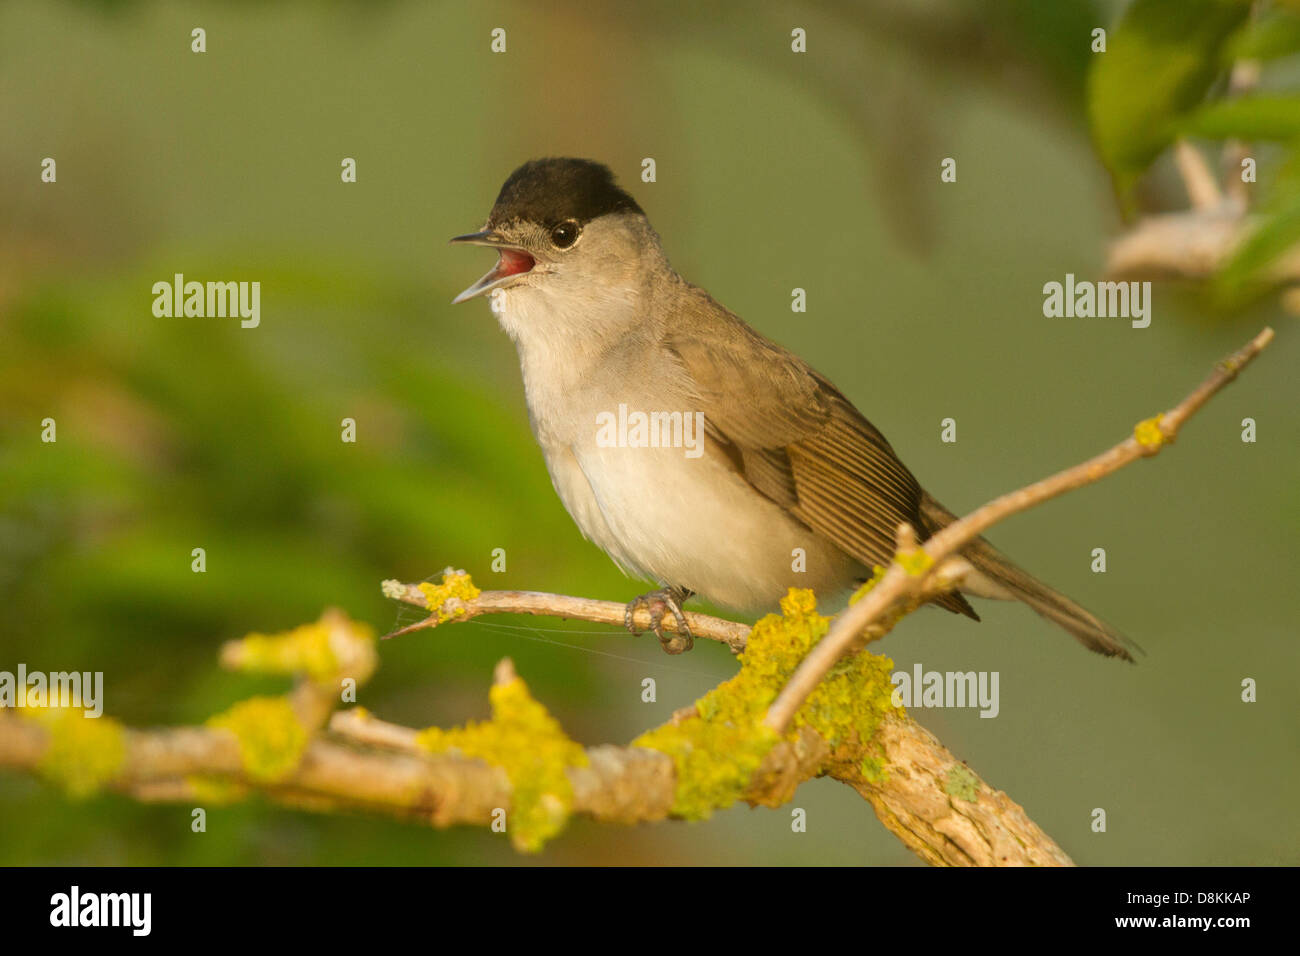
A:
[
  {"xmin": 1087, "ymin": 0, "xmax": 1250, "ymax": 201},
  {"xmin": 1088, "ymin": 0, "xmax": 1300, "ymax": 302}
]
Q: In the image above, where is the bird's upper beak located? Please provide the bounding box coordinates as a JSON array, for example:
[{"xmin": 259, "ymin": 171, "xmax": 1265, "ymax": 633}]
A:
[{"xmin": 449, "ymin": 229, "xmax": 537, "ymax": 304}]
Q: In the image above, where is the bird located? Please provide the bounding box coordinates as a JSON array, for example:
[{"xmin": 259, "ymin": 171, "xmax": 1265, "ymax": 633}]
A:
[{"xmin": 451, "ymin": 157, "xmax": 1137, "ymax": 660}]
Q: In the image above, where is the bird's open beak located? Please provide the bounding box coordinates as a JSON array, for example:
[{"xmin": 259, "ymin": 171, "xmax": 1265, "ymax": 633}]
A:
[{"xmin": 449, "ymin": 229, "xmax": 536, "ymax": 304}]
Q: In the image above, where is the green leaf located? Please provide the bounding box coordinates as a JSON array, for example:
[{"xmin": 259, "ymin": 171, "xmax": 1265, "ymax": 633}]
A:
[
  {"xmin": 1225, "ymin": 10, "xmax": 1300, "ymax": 61},
  {"xmin": 1088, "ymin": 0, "xmax": 1250, "ymax": 205},
  {"xmin": 1182, "ymin": 95, "xmax": 1300, "ymax": 141},
  {"xmin": 1216, "ymin": 198, "xmax": 1300, "ymax": 300},
  {"xmin": 1216, "ymin": 153, "xmax": 1300, "ymax": 300}
]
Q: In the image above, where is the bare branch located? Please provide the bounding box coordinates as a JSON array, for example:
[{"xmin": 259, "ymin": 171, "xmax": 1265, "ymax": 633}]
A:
[
  {"xmin": 1106, "ymin": 208, "xmax": 1300, "ymax": 291},
  {"xmin": 1175, "ymin": 139, "xmax": 1223, "ymax": 211},
  {"xmin": 1107, "ymin": 207, "xmax": 1251, "ymax": 280}
]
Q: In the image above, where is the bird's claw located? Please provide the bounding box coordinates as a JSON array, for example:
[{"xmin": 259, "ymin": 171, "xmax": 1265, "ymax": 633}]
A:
[{"xmin": 624, "ymin": 587, "xmax": 694, "ymax": 654}]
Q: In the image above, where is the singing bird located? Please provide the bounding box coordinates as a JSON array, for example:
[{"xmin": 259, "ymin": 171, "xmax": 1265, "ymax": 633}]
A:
[{"xmin": 452, "ymin": 158, "xmax": 1136, "ymax": 660}]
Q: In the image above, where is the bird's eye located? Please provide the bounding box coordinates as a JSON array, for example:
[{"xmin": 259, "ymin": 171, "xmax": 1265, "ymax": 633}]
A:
[{"xmin": 550, "ymin": 220, "xmax": 580, "ymax": 249}]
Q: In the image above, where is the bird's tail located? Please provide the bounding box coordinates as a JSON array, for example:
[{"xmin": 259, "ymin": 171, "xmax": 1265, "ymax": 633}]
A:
[{"xmin": 919, "ymin": 493, "xmax": 1142, "ymax": 662}]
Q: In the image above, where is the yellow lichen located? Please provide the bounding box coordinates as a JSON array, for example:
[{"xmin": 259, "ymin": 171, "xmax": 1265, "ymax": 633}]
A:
[
  {"xmin": 206, "ymin": 696, "xmax": 308, "ymax": 783},
  {"xmin": 1134, "ymin": 414, "xmax": 1166, "ymax": 450},
  {"xmin": 635, "ymin": 714, "xmax": 777, "ymax": 822},
  {"xmin": 944, "ymin": 764, "xmax": 979, "ymax": 802},
  {"xmin": 186, "ymin": 775, "xmax": 250, "ymax": 805},
  {"xmin": 860, "ymin": 755, "xmax": 888, "ymax": 785},
  {"xmin": 849, "ymin": 566, "xmax": 888, "ymax": 604},
  {"xmin": 22, "ymin": 706, "xmax": 126, "ymax": 798},
  {"xmin": 228, "ymin": 622, "xmax": 337, "ymax": 681},
  {"xmin": 634, "ymin": 588, "xmax": 900, "ymax": 820},
  {"xmin": 224, "ymin": 612, "xmax": 375, "ymax": 685},
  {"xmin": 418, "ymin": 568, "xmax": 481, "ymax": 622},
  {"xmin": 416, "ymin": 677, "xmax": 587, "ymax": 853},
  {"xmin": 896, "ymin": 548, "xmax": 934, "ymax": 577}
]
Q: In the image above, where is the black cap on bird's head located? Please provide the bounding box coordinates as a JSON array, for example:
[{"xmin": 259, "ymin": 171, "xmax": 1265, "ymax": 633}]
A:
[
  {"xmin": 450, "ymin": 158, "xmax": 644, "ymax": 304},
  {"xmin": 487, "ymin": 158, "xmax": 642, "ymax": 229}
]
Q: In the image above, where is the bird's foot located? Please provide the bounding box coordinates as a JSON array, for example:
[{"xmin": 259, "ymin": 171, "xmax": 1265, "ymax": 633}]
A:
[{"xmin": 624, "ymin": 586, "xmax": 694, "ymax": 654}]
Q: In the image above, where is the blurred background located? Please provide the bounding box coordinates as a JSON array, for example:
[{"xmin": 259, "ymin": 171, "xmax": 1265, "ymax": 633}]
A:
[{"xmin": 1, "ymin": 0, "xmax": 1296, "ymax": 865}]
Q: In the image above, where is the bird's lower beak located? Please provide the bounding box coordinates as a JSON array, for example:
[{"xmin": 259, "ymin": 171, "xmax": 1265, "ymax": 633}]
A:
[{"xmin": 449, "ymin": 229, "xmax": 536, "ymax": 304}]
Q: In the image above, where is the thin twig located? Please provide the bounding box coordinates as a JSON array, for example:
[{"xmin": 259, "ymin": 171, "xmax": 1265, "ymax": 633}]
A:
[
  {"xmin": 763, "ymin": 328, "xmax": 1274, "ymax": 734},
  {"xmin": 1175, "ymin": 139, "xmax": 1223, "ymax": 211},
  {"xmin": 381, "ymin": 582, "xmax": 751, "ymax": 652},
  {"xmin": 382, "ymin": 556, "xmax": 976, "ymax": 659}
]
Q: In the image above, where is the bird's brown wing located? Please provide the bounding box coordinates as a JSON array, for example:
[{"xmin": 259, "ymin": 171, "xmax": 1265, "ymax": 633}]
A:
[{"xmin": 665, "ymin": 294, "xmax": 977, "ymax": 618}]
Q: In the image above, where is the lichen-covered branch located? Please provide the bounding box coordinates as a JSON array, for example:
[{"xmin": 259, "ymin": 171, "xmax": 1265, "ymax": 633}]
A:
[
  {"xmin": 0, "ymin": 619, "xmax": 1071, "ymax": 865},
  {"xmin": 371, "ymin": 566, "xmax": 1076, "ymax": 861},
  {"xmin": 832, "ymin": 712, "xmax": 1072, "ymax": 866},
  {"xmin": 0, "ymin": 589, "xmax": 1072, "ymax": 863},
  {"xmin": 373, "ymin": 568, "xmax": 1076, "ymax": 863}
]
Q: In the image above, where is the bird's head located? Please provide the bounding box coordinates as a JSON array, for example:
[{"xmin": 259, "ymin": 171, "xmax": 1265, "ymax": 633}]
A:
[{"xmin": 450, "ymin": 158, "xmax": 653, "ymax": 307}]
